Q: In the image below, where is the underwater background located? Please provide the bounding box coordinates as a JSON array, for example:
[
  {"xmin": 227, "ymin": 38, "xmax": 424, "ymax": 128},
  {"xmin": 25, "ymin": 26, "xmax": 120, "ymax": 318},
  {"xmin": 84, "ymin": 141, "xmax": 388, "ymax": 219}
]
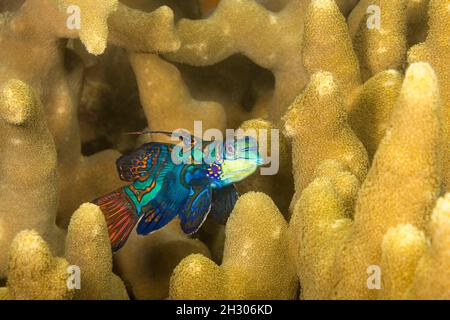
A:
[{"xmin": 0, "ymin": 0, "xmax": 449, "ymax": 300}]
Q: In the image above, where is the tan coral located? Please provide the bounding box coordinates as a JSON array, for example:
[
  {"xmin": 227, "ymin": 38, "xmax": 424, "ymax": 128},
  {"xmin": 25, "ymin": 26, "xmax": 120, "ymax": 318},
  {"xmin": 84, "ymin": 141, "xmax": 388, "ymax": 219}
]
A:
[
  {"xmin": 114, "ymin": 220, "xmax": 211, "ymax": 300},
  {"xmin": 51, "ymin": 0, "xmax": 120, "ymax": 55},
  {"xmin": 170, "ymin": 192, "xmax": 298, "ymax": 300},
  {"xmin": 129, "ymin": 53, "xmax": 227, "ymax": 137},
  {"xmin": 348, "ymin": 0, "xmax": 430, "ymax": 47},
  {"xmin": 289, "ymin": 62, "xmax": 443, "ymax": 300},
  {"xmin": 333, "ymin": 62, "xmax": 442, "ymax": 299},
  {"xmin": 408, "ymin": 0, "xmax": 450, "ymax": 191},
  {"xmin": 301, "ymin": 0, "xmax": 407, "ymax": 158},
  {"xmin": 347, "ymin": 0, "xmax": 408, "ymax": 82},
  {"xmin": 3, "ymin": 230, "xmax": 73, "ymax": 300},
  {"xmin": 379, "ymin": 224, "xmax": 427, "ymax": 300},
  {"xmin": 406, "ymin": 193, "xmax": 450, "ymax": 299},
  {"xmin": 303, "ymin": 0, "xmax": 362, "ymax": 106},
  {"xmin": 1, "ymin": 202, "xmax": 129, "ymax": 300},
  {"xmin": 289, "ymin": 174, "xmax": 353, "ymax": 299},
  {"xmin": 0, "ymin": 0, "xmax": 181, "ymax": 227},
  {"xmin": 313, "ymin": 160, "xmax": 360, "ymax": 214},
  {"xmin": 289, "ymin": 159, "xmax": 359, "ymax": 299},
  {"xmin": 348, "ymin": 70, "xmax": 403, "ymax": 160},
  {"xmin": 283, "ymin": 71, "xmax": 369, "ymax": 195},
  {"xmin": 165, "ymin": 0, "xmax": 310, "ymax": 121},
  {"xmin": 65, "ymin": 203, "xmax": 129, "ymax": 300},
  {"xmin": 52, "ymin": 0, "xmax": 180, "ymax": 55},
  {"xmin": 0, "ymin": 79, "xmax": 65, "ymax": 277}
]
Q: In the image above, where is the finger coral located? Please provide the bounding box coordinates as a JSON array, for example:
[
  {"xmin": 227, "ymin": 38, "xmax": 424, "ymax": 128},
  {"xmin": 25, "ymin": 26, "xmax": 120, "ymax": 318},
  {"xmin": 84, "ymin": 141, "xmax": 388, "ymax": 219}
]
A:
[
  {"xmin": 1, "ymin": 230, "xmax": 72, "ymax": 300},
  {"xmin": 65, "ymin": 203, "xmax": 129, "ymax": 300},
  {"xmin": 405, "ymin": 193, "xmax": 450, "ymax": 299},
  {"xmin": 289, "ymin": 62, "xmax": 444, "ymax": 299},
  {"xmin": 169, "ymin": 192, "xmax": 298, "ymax": 300},
  {"xmin": 0, "ymin": 79, "xmax": 65, "ymax": 277},
  {"xmin": 164, "ymin": 0, "xmax": 310, "ymax": 121},
  {"xmin": 380, "ymin": 193, "xmax": 450, "ymax": 300},
  {"xmin": 1, "ymin": 0, "xmax": 449, "ymax": 302},
  {"xmin": 283, "ymin": 71, "xmax": 369, "ymax": 195},
  {"xmin": 348, "ymin": 0, "xmax": 408, "ymax": 82},
  {"xmin": 407, "ymin": 0, "xmax": 450, "ymax": 191},
  {"xmin": 129, "ymin": 53, "xmax": 226, "ymax": 136},
  {"xmin": 1, "ymin": 203, "xmax": 129, "ymax": 300}
]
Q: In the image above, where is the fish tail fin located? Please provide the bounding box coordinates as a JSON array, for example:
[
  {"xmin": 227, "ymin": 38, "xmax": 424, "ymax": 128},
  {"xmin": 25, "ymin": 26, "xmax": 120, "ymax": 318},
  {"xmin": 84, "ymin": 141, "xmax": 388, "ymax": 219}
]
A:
[{"xmin": 92, "ymin": 188, "xmax": 139, "ymax": 252}]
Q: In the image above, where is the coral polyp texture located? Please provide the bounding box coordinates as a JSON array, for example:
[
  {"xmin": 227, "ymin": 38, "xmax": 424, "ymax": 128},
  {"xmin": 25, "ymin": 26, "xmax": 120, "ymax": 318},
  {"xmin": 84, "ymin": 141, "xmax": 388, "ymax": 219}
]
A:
[
  {"xmin": 0, "ymin": 0, "xmax": 449, "ymax": 300},
  {"xmin": 169, "ymin": 192, "xmax": 298, "ymax": 300}
]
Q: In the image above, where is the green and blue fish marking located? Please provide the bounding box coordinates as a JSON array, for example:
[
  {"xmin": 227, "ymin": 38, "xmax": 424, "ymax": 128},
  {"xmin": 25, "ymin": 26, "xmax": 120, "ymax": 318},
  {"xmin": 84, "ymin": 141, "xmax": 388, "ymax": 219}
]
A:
[{"xmin": 92, "ymin": 130, "xmax": 264, "ymax": 252}]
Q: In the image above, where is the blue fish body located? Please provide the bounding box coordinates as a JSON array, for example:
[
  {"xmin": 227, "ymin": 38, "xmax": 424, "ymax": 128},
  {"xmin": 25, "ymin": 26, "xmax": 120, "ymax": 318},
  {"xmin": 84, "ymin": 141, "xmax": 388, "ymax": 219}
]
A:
[{"xmin": 93, "ymin": 134, "xmax": 262, "ymax": 252}]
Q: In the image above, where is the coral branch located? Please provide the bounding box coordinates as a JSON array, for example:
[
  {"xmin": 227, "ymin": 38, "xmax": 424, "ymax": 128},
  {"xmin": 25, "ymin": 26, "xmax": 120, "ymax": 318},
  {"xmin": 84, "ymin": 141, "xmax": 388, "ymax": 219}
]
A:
[
  {"xmin": 408, "ymin": 0, "xmax": 450, "ymax": 191},
  {"xmin": 406, "ymin": 194, "xmax": 450, "ymax": 299},
  {"xmin": 129, "ymin": 53, "xmax": 226, "ymax": 134},
  {"xmin": 65, "ymin": 203, "xmax": 129, "ymax": 299},
  {"xmin": 303, "ymin": 0, "xmax": 361, "ymax": 105},
  {"xmin": 0, "ymin": 80, "xmax": 65, "ymax": 276},
  {"xmin": 165, "ymin": 0, "xmax": 309, "ymax": 121},
  {"xmin": 349, "ymin": 70, "xmax": 403, "ymax": 160},
  {"xmin": 170, "ymin": 192, "xmax": 298, "ymax": 299},
  {"xmin": 349, "ymin": 0, "xmax": 408, "ymax": 81},
  {"xmin": 283, "ymin": 71, "xmax": 369, "ymax": 195},
  {"xmin": 333, "ymin": 62, "xmax": 442, "ymax": 299},
  {"xmin": 3, "ymin": 230, "xmax": 72, "ymax": 300},
  {"xmin": 379, "ymin": 224, "xmax": 427, "ymax": 299}
]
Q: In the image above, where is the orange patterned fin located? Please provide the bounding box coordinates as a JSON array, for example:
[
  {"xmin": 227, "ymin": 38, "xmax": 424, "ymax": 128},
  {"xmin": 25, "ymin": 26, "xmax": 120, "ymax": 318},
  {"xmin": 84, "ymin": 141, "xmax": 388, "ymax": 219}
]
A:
[{"xmin": 92, "ymin": 188, "xmax": 139, "ymax": 252}]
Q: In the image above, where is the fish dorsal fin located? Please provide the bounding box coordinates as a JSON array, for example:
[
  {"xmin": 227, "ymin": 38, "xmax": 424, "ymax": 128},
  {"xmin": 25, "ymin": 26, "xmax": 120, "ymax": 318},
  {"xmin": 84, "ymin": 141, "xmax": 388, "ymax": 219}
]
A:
[
  {"xmin": 116, "ymin": 142, "xmax": 172, "ymax": 182},
  {"xmin": 126, "ymin": 129, "xmax": 214, "ymax": 151},
  {"xmin": 179, "ymin": 185, "xmax": 212, "ymax": 234},
  {"xmin": 125, "ymin": 129, "xmax": 202, "ymax": 145},
  {"xmin": 210, "ymin": 185, "xmax": 238, "ymax": 225}
]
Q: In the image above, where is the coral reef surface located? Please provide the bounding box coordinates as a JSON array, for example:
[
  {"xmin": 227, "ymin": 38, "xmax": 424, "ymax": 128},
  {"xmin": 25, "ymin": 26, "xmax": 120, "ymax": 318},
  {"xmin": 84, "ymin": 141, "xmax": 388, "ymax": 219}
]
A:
[{"xmin": 0, "ymin": 0, "xmax": 449, "ymax": 300}]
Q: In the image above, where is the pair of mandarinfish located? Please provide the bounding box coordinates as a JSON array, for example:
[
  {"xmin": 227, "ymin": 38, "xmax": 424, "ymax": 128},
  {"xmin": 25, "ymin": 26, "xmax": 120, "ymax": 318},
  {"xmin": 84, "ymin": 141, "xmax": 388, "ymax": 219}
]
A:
[{"xmin": 93, "ymin": 130, "xmax": 264, "ymax": 252}]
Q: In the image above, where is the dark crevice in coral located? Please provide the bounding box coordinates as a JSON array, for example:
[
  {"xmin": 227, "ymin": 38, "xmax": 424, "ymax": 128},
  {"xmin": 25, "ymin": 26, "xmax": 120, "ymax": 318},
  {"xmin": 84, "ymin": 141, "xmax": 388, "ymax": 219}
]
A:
[
  {"xmin": 74, "ymin": 44, "xmax": 146, "ymax": 156},
  {"xmin": 175, "ymin": 54, "xmax": 275, "ymax": 124}
]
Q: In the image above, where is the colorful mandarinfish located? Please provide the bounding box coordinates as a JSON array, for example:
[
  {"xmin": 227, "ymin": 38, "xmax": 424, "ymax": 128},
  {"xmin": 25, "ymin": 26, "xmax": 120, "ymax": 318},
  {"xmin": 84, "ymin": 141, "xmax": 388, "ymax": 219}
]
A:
[{"xmin": 92, "ymin": 130, "xmax": 264, "ymax": 252}]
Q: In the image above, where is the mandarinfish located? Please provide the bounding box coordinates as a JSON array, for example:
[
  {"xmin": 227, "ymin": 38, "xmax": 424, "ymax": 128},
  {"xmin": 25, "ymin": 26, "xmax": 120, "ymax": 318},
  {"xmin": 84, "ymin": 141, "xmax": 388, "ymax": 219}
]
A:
[{"xmin": 92, "ymin": 130, "xmax": 264, "ymax": 252}]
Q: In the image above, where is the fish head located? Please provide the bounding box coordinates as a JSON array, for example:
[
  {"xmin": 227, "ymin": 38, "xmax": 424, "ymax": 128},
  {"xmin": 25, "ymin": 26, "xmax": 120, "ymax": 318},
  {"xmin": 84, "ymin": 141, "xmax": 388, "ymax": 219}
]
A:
[{"xmin": 209, "ymin": 135, "xmax": 264, "ymax": 186}]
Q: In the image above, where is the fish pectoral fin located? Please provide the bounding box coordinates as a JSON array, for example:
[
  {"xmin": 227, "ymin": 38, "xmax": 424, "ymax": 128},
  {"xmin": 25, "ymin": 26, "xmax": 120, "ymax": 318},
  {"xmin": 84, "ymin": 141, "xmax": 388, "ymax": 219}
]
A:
[
  {"xmin": 210, "ymin": 185, "xmax": 238, "ymax": 225},
  {"xmin": 136, "ymin": 205, "xmax": 174, "ymax": 235},
  {"xmin": 179, "ymin": 185, "xmax": 212, "ymax": 234},
  {"xmin": 92, "ymin": 188, "xmax": 139, "ymax": 252}
]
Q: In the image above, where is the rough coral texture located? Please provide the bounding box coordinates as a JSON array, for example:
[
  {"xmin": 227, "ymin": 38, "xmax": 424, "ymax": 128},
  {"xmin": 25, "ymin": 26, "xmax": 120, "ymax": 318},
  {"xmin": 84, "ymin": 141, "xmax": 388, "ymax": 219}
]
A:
[
  {"xmin": 283, "ymin": 71, "xmax": 369, "ymax": 195},
  {"xmin": 405, "ymin": 193, "xmax": 450, "ymax": 299},
  {"xmin": 1, "ymin": 0, "xmax": 449, "ymax": 301},
  {"xmin": 2, "ymin": 230, "xmax": 72, "ymax": 300},
  {"xmin": 169, "ymin": 192, "xmax": 298, "ymax": 300},
  {"xmin": 0, "ymin": 0, "xmax": 214, "ymax": 300},
  {"xmin": 289, "ymin": 62, "xmax": 445, "ymax": 299},
  {"xmin": 0, "ymin": 80, "xmax": 65, "ymax": 276},
  {"xmin": 65, "ymin": 203, "xmax": 129, "ymax": 300},
  {"xmin": 1, "ymin": 203, "xmax": 129, "ymax": 300},
  {"xmin": 407, "ymin": 0, "xmax": 450, "ymax": 190}
]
